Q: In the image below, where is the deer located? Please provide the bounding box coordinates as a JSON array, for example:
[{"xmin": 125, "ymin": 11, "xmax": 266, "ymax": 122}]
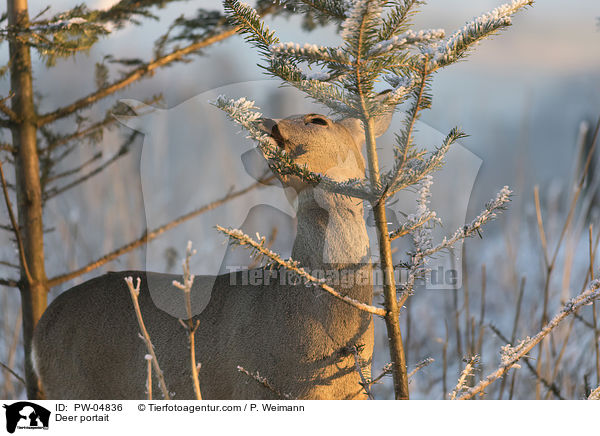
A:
[{"xmin": 31, "ymin": 103, "xmax": 393, "ymax": 400}]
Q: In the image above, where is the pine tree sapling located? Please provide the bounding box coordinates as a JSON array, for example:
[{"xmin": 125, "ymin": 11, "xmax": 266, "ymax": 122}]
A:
[{"xmin": 220, "ymin": 0, "xmax": 532, "ymax": 399}]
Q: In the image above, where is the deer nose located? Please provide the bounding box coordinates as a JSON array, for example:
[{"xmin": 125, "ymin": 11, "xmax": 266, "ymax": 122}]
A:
[
  {"xmin": 257, "ymin": 117, "xmax": 276, "ymax": 133},
  {"xmin": 257, "ymin": 118, "xmax": 284, "ymax": 147}
]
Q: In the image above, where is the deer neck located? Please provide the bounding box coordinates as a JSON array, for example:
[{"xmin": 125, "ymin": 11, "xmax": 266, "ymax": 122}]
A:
[{"xmin": 292, "ymin": 188, "xmax": 371, "ymax": 275}]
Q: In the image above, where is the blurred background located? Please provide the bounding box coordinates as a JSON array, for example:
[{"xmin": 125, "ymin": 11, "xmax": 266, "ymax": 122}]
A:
[{"xmin": 0, "ymin": 0, "xmax": 599, "ymax": 399}]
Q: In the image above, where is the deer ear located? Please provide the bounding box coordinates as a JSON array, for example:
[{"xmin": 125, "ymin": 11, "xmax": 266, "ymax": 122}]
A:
[{"xmin": 339, "ymin": 90, "xmax": 395, "ymax": 143}]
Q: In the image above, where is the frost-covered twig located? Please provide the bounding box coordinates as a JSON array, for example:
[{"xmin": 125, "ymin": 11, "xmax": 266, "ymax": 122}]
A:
[
  {"xmin": 457, "ymin": 280, "xmax": 600, "ymax": 400},
  {"xmin": 449, "ymin": 355, "xmax": 479, "ymax": 400},
  {"xmin": 408, "ymin": 357, "xmax": 435, "ymax": 379},
  {"xmin": 351, "ymin": 345, "xmax": 374, "ymax": 399},
  {"xmin": 237, "ymin": 366, "xmax": 292, "ymax": 399},
  {"xmin": 172, "ymin": 241, "xmax": 202, "ymax": 400},
  {"xmin": 421, "ymin": 186, "xmax": 512, "ymax": 259},
  {"xmin": 488, "ymin": 323, "xmax": 564, "ymax": 400},
  {"xmin": 368, "ymin": 363, "xmax": 392, "ymax": 386},
  {"xmin": 389, "ymin": 212, "xmax": 435, "ymax": 241},
  {"xmin": 216, "ymin": 226, "xmax": 387, "ymax": 316},
  {"xmin": 124, "ymin": 276, "xmax": 171, "ymax": 400}
]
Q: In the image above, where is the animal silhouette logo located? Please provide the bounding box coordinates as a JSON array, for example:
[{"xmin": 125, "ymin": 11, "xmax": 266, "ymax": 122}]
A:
[
  {"xmin": 2, "ymin": 402, "xmax": 50, "ymax": 433},
  {"xmin": 113, "ymin": 81, "xmax": 481, "ymax": 319}
]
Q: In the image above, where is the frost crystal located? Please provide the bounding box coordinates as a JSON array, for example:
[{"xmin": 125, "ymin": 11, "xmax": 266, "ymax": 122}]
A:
[
  {"xmin": 368, "ymin": 29, "xmax": 445, "ymax": 57},
  {"xmin": 211, "ymin": 95, "xmax": 263, "ymax": 125},
  {"xmin": 270, "ymin": 42, "xmax": 328, "ymax": 57},
  {"xmin": 410, "ymin": 176, "xmax": 438, "ymax": 256},
  {"xmin": 305, "ymin": 71, "xmax": 331, "ymax": 81}
]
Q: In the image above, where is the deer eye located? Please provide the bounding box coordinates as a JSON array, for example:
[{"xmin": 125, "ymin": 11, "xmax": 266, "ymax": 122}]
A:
[{"xmin": 309, "ymin": 117, "xmax": 328, "ymax": 126}]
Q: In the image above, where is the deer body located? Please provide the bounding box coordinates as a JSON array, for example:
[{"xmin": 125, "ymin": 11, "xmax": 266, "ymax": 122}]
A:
[{"xmin": 33, "ymin": 108, "xmax": 392, "ymax": 399}]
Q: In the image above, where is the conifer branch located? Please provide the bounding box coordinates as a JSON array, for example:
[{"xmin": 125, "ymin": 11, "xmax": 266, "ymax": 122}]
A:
[
  {"xmin": 488, "ymin": 324, "xmax": 565, "ymax": 399},
  {"xmin": 43, "ymin": 131, "xmax": 140, "ymax": 200},
  {"xmin": 223, "ymin": 0, "xmax": 279, "ymax": 56},
  {"xmin": 293, "ymin": 0, "xmax": 349, "ymax": 20},
  {"xmin": 387, "ymin": 127, "xmax": 467, "ymax": 196},
  {"xmin": 427, "ymin": 0, "xmax": 533, "ymax": 70},
  {"xmin": 36, "ymin": 29, "xmax": 237, "ymax": 126},
  {"xmin": 36, "ymin": 2, "xmax": 278, "ymax": 126},
  {"xmin": 378, "ymin": 0, "xmax": 422, "ymax": 41}
]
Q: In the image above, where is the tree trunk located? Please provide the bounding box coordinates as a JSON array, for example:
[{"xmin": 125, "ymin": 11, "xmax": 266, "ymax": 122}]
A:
[{"xmin": 7, "ymin": 0, "xmax": 48, "ymax": 400}]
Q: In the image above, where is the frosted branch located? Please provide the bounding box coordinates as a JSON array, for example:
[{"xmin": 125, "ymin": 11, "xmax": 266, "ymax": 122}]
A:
[
  {"xmin": 426, "ymin": 0, "xmax": 533, "ymax": 69},
  {"xmin": 216, "ymin": 226, "xmax": 387, "ymax": 317},
  {"xmin": 457, "ymin": 279, "xmax": 600, "ymax": 400},
  {"xmin": 368, "ymin": 29, "xmax": 445, "ymax": 57},
  {"xmin": 450, "ymin": 355, "xmax": 479, "ymax": 400}
]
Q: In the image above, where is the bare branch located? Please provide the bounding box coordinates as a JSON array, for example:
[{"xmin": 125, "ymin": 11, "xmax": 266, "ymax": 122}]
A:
[
  {"xmin": 47, "ymin": 178, "xmax": 270, "ymax": 287},
  {"xmin": 43, "ymin": 132, "xmax": 139, "ymax": 200},
  {"xmin": 0, "ymin": 361, "xmax": 26, "ymax": 387},
  {"xmin": 408, "ymin": 357, "xmax": 434, "ymax": 378},
  {"xmin": 0, "ymin": 278, "xmax": 19, "ymax": 287},
  {"xmin": 0, "ymin": 118, "xmax": 13, "ymax": 129},
  {"xmin": 124, "ymin": 276, "xmax": 170, "ymax": 399},
  {"xmin": 0, "ymin": 160, "xmax": 32, "ymax": 284},
  {"xmin": 389, "ymin": 213, "xmax": 434, "ymax": 241},
  {"xmin": 237, "ymin": 365, "xmax": 292, "ymax": 399},
  {"xmin": 45, "ymin": 152, "xmax": 102, "ymax": 184},
  {"xmin": 36, "ymin": 28, "xmax": 235, "ymax": 126},
  {"xmin": 0, "ymin": 143, "xmax": 16, "ymax": 153},
  {"xmin": 0, "ymin": 95, "xmax": 18, "ymax": 123},
  {"xmin": 172, "ymin": 241, "xmax": 202, "ymax": 400},
  {"xmin": 44, "ymin": 95, "xmax": 163, "ymax": 154}
]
